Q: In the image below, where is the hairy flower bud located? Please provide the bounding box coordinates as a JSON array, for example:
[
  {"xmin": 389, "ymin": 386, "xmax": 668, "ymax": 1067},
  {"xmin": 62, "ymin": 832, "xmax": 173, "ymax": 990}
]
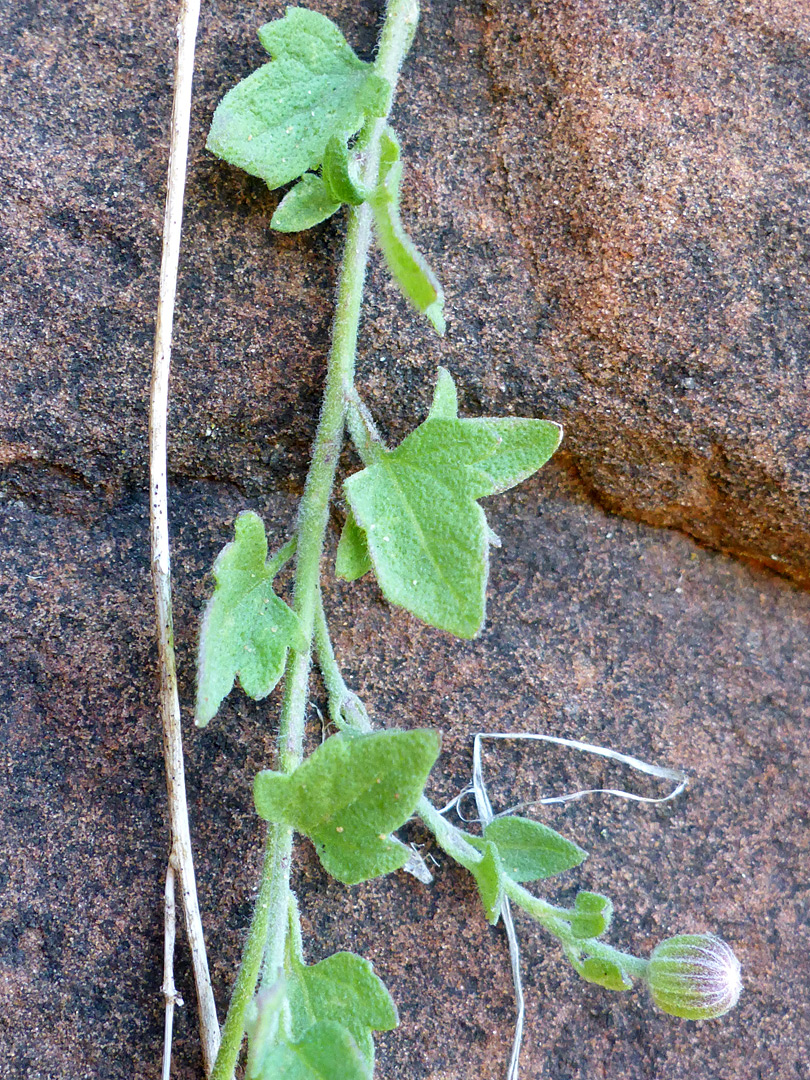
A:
[{"xmin": 647, "ymin": 934, "xmax": 742, "ymax": 1020}]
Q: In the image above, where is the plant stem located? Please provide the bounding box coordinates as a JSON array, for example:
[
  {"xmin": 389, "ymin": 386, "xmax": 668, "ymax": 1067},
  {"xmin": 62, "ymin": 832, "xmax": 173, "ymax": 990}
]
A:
[
  {"xmin": 346, "ymin": 391, "xmax": 387, "ymax": 464},
  {"xmin": 209, "ymin": 3, "xmax": 420, "ymax": 1075},
  {"xmin": 150, "ymin": 0, "xmax": 220, "ymax": 1071},
  {"xmin": 417, "ymin": 794, "xmax": 484, "ymax": 871},
  {"xmin": 161, "ymin": 861, "xmax": 182, "ymax": 1080},
  {"xmin": 267, "ymin": 536, "xmax": 298, "ymax": 578},
  {"xmin": 314, "ymin": 588, "xmax": 372, "ymax": 733},
  {"xmin": 416, "ymin": 796, "xmax": 650, "ymax": 981},
  {"xmin": 210, "ymin": 825, "xmax": 291, "ymax": 1080}
]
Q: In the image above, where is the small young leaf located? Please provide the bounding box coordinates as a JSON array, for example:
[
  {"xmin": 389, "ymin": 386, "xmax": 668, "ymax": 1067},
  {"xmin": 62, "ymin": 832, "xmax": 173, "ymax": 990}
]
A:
[
  {"xmin": 369, "ymin": 128, "xmax": 445, "ymax": 334},
  {"xmin": 569, "ymin": 891, "xmax": 613, "ymax": 939},
  {"xmin": 335, "ymin": 509, "xmax": 373, "ymax": 581},
  {"xmin": 468, "ymin": 840, "xmax": 505, "ymax": 924},
  {"xmin": 207, "ymin": 8, "xmax": 389, "ymax": 190},
  {"xmin": 249, "ymin": 1020, "xmax": 370, "ymax": 1080},
  {"xmin": 196, "ymin": 512, "xmax": 306, "ymax": 726},
  {"xmin": 343, "ymin": 369, "xmax": 562, "ymax": 637},
  {"xmin": 483, "ymin": 816, "xmax": 588, "ymax": 883},
  {"xmin": 271, "ymin": 174, "xmax": 342, "ymax": 232},
  {"xmin": 322, "ymin": 136, "xmax": 368, "ymax": 206},
  {"xmin": 286, "ymin": 952, "xmax": 398, "ymax": 1069},
  {"xmin": 574, "ymin": 956, "xmax": 633, "ymax": 992},
  {"xmin": 254, "ymin": 729, "xmax": 441, "ymax": 884}
]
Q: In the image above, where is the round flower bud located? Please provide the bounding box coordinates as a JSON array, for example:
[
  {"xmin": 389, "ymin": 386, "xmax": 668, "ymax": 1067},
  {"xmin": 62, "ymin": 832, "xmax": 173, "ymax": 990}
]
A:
[{"xmin": 647, "ymin": 934, "xmax": 742, "ymax": 1020}]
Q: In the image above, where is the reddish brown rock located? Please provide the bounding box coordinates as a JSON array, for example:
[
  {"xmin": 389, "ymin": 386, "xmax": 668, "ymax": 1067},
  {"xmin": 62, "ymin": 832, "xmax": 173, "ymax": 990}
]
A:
[{"xmin": 482, "ymin": 0, "xmax": 810, "ymax": 583}]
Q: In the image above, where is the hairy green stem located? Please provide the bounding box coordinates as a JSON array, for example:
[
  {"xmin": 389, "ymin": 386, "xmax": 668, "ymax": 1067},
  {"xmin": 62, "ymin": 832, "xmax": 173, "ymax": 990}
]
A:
[
  {"xmin": 209, "ymin": 3, "xmax": 420, "ymax": 1075},
  {"xmin": 314, "ymin": 588, "xmax": 372, "ymax": 733},
  {"xmin": 266, "ymin": 536, "xmax": 297, "ymax": 579},
  {"xmin": 346, "ymin": 391, "xmax": 387, "ymax": 464},
  {"xmin": 210, "ymin": 824, "xmax": 290, "ymax": 1080},
  {"xmin": 502, "ymin": 878, "xmax": 650, "ymax": 980},
  {"xmin": 416, "ymin": 795, "xmax": 650, "ymax": 983},
  {"xmin": 416, "ymin": 794, "xmax": 483, "ymax": 871},
  {"xmin": 311, "ymin": 612, "xmax": 648, "ymax": 990}
]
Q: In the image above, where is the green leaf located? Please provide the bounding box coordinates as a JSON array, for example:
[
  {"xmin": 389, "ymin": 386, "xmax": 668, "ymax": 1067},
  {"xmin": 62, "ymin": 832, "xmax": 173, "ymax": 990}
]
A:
[
  {"xmin": 322, "ymin": 136, "xmax": 368, "ymax": 205},
  {"xmin": 573, "ymin": 955, "xmax": 633, "ymax": 992},
  {"xmin": 343, "ymin": 369, "xmax": 562, "ymax": 638},
  {"xmin": 196, "ymin": 512, "xmax": 306, "ymax": 726},
  {"xmin": 207, "ymin": 8, "xmax": 389, "ymax": 190},
  {"xmin": 254, "ymin": 729, "xmax": 441, "ymax": 884},
  {"xmin": 482, "ymin": 816, "xmax": 588, "ymax": 883},
  {"xmin": 468, "ymin": 840, "xmax": 505, "ymax": 924},
  {"xmin": 245, "ymin": 983, "xmax": 287, "ymax": 1079},
  {"xmin": 426, "ymin": 366, "xmax": 458, "ymax": 420},
  {"xmin": 336, "ymin": 509, "xmax": 373, "ymax": 581},
  {"xmin": 271, "ymin": 173, "xmax": 342, "ymax": 232},
  {"xmin": 569, "ymin": 891, "xmax": 613, "ymax": 939},
  {"xmin": 369, "ymin": 128, "xmax": 445, "ymax": 334},
  {"xmin": 287, "ymin": 952, "xmax": 397, "ymax": 1070},
  {"xmin": 249, "ymin": 1020, "xmax": 370, "ymax": 1080}
]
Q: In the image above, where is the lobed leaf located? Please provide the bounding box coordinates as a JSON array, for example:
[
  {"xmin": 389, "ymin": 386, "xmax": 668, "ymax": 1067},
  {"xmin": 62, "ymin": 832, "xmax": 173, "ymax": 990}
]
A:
[
  {"xmin": 483, "ymin": 816, "xmax": 588, "ymax": 883},
  {"xmin": 271, "ymin": 173, "xmax": 342, "ymax": 232},
  {"xmin": 196, "ymin": 512, "xmax": 306, "ymax": 727},
  {"xmin": 369, "ymin": 128, "xmax": 445, "ymax": 334},
  {"xmin": 207, "ymin": 7, "xmax": 388, "ymax": 190},
  {"xmin": 249, "ymin": 1020, "xmax": 370, "ymax": 1080},
  {"xmin": 343, "ymin": 368, "xmax": 562, "ymax": 638},
  {"xmin": 254, "ymin": 729, "xmax": 441, "ymax": 884},
  {"xmin": 286, "ymin": 951, "xmax": 398, "ymax": 1070},
  {"xmin": 245, "ymin": 983, "xmax": 287, "ymax": 1079}
]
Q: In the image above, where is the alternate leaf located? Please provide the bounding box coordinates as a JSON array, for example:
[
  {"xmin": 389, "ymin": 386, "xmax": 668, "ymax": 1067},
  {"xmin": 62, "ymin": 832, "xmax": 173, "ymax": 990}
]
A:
[
  {"xmin": 569, "ymin": 891, "xmax": 613, "ymax": 940},
  {"xmin": 336, "ymin": 509, "xmax": 373, "ymax": 581},
  {"xmin": 322, "ymin": 135, "xmax": 368, "ymax": 205},
  {"xmin": 196, "ymin": 512, "xmax": 306, "ymax": 726},
  {"xmin": 482, "ymin": 816, "xmax": 588, "ymax": 883},
  {"xmin": 271, "ymin": 173, "xmax": 342, "ymax": 232},
  {"xmin": 254, "ymin": 729, "xmax": 441, "ymax": 884},
  {"xmin": 369, "ymin": 128, "xmax": 445, "ymax": 334},
  {"xmin": 245, "ymin": 983, "xmax": 287, "ymax": 1079},
  {"xmin": 249, "ymin": 1020, "xmax": 370, "ymax": 1080},
  {"xmin": 286, "ymin": 952, "xmax": 398, "ymax": 1070},
  {"xmin": 469, "ymin": 840, "xmax": 505, "ymax": 924},
  {"xmin": 207, "ymin": 8, "xmax": 389, "ymax": 190},
  {"xmin": 573, "ymin": 955, "xmax": 633, "ymax": 992},
  {"xmin": 343, "ymin": 368, "xmax": 562, "ymax": 638}
]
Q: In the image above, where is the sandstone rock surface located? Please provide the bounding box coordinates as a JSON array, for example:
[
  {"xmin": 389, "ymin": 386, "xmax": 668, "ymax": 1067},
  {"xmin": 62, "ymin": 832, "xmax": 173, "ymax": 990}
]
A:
[{"xmin": 483, "ymin": 0, "xmax": 810, "ymax": 584}]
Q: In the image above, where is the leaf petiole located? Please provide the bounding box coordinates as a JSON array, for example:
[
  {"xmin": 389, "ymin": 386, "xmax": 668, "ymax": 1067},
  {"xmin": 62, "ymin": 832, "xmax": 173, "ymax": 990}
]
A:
[
  {"xmin": 314, "ymin": 588, "xmax": 372, "ymax": 733},
  {"xmin": 266, "ymin": 535, "xmax": 298, "ymax": 579},
  {"xmin": 345, "ymin": 390, "xmax": 387, "ymax": 466}
]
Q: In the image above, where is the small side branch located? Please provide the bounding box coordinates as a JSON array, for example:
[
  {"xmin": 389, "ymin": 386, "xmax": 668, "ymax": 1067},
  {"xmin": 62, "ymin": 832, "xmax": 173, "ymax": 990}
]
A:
[
  {"xmin": 149, "ymin": 0, "xmax": 220, "ymax": 1073},
  {"xmin": 161, "ymin": 862, "xmax": 184, "ymax": 1080}
]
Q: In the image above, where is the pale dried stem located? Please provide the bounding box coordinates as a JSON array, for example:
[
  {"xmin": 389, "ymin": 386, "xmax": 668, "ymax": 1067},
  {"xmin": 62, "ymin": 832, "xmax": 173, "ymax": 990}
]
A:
[
  {"xmin": 161, "ymin": 861, "xmax": 184, "ymax": 1080},
  {"xmin": 149, "ymin": 0, "xmax": 220, "ymax": 1073}
]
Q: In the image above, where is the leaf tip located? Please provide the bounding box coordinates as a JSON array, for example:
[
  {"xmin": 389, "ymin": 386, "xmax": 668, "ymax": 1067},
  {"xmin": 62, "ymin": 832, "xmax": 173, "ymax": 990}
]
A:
[
  {"xmin": 194, "ymin": 688, "xmax": 217, "ymax": 728},
  {"xmin": 426, "ymin": 300, "xmax": 445, "ymax": 336}
]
